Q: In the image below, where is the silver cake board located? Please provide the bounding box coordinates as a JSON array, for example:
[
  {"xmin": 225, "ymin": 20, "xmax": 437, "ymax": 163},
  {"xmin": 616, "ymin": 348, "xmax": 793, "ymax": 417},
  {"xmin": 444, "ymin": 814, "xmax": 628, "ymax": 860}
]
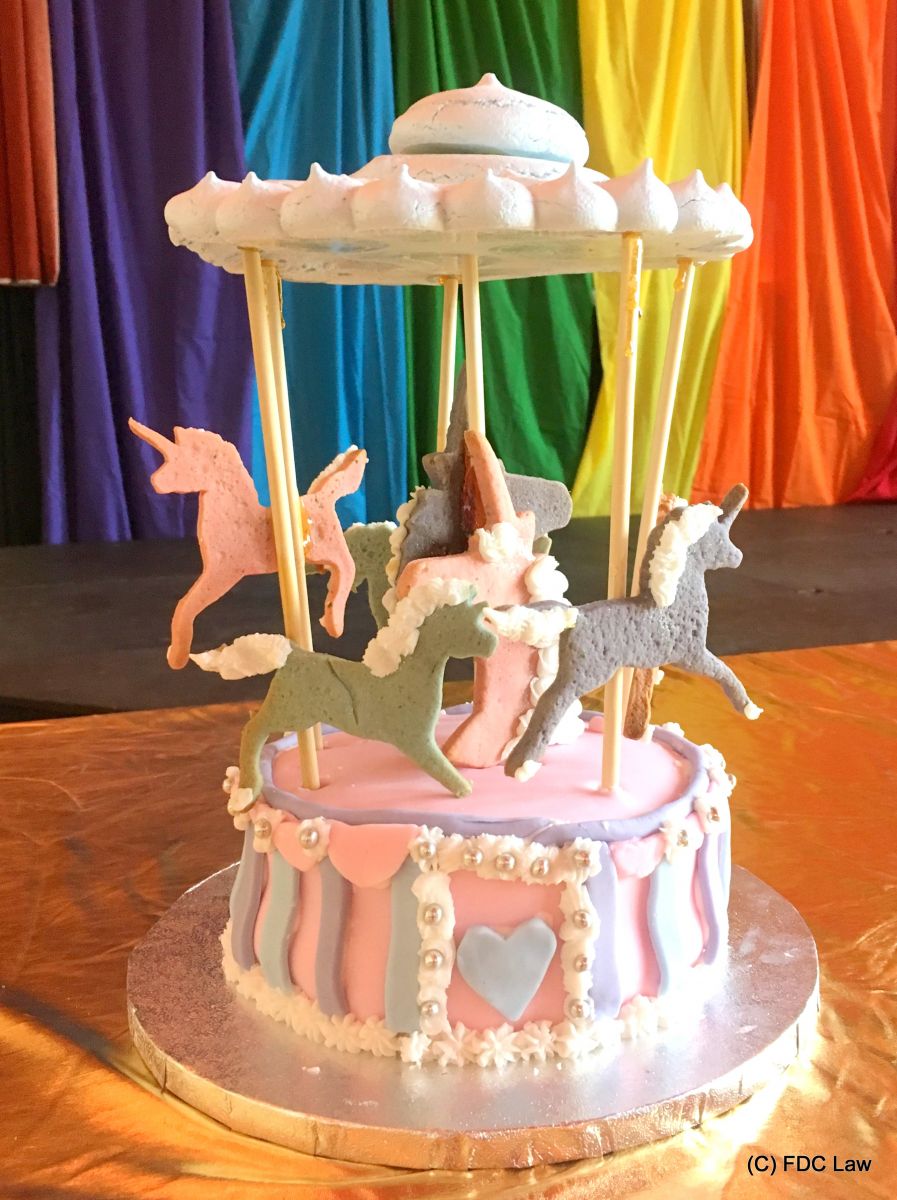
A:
[{"xmin": 127, "ymin": 865, "xmax": 818, "ymax": 1170}]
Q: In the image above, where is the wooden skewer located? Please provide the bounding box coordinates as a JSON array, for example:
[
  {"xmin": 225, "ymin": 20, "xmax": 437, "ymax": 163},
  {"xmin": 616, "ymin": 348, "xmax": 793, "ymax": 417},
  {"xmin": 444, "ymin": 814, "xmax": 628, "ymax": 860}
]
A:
[
  {"xmin": 602, "ymin": 233, "xmax": 644, "ymax": 791},
  {"xmin": 461, "ymin": 255, "xmax": 486, "ymax": 435},
  {"xmin": 436, "ymin": 276, "xmax": 460, "ymax": 450},
  {"xmin": 242, "ymin": 248, "xmax": 319, "ymax": 789},
  {"xmin": 262, "ymin": 260, "xmax": 324, "ymax": 753},
  {"xmin": 621, "ymin": 258, "xmax": 696, "ymax": 713}
]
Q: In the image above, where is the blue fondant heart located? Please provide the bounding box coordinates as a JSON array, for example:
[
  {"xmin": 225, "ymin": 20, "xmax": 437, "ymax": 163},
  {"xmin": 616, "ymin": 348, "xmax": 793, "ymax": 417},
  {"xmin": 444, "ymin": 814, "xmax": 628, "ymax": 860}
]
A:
[{"xmin": 456, "ymin": 918, "xmax": 557, "ymax": 1021}]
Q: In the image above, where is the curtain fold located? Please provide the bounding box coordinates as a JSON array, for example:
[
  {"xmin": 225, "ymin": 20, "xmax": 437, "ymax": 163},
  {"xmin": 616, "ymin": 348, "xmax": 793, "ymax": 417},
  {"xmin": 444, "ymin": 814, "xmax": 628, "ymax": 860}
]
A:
[
  {"xmin": 692, "ymin": 0, "xmax": 897, "ymax": 508},
  {"xmin": 0, "ymin": 289, "xmax": 42, "ymax": 544},
  {"xmin": 35, "ymin": 0, "xmax": 252, "ymax": 543},
  {"xmin": 0, "ymin": 0, "xmax": 58, "ymax": 285},
  {"xmin": 572, "ymin": 0, "xmax": 747, "ymax": 516},
  {"xmin": 230, "ymin": 0, "xmax": 407, "ymax": 525},
  {"xmin": 390, "ymin": 0, "xmax": 595, "ymax": 491}
]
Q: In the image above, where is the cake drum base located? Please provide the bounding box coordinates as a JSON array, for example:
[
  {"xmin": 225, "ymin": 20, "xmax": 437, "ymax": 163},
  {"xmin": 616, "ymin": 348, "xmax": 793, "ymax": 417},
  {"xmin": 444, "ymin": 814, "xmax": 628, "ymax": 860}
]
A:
[{"xmin": 127, "ymin": 865, "xmax": 819, "ymax": 1170}]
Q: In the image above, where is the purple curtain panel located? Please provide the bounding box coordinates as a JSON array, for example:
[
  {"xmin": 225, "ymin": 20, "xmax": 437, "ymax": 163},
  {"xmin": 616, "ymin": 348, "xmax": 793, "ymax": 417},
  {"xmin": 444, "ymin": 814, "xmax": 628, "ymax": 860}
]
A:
[{"xmin": 36, "ymin": 0, "xmax": 252, "ymax": 541}]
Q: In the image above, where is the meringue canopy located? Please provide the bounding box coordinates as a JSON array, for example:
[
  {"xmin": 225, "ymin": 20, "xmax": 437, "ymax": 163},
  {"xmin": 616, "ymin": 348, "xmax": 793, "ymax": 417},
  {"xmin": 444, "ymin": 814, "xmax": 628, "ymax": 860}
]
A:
[{"xmin": 165, "ymin": 75, "xmax": 752, "ymax": 286}]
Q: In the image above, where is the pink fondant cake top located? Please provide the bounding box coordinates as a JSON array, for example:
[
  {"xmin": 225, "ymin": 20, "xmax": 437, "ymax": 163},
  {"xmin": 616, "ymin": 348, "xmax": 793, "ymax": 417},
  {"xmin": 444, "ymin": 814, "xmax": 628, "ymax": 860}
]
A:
[{"xmin": 272, "ymin": 712, "xmax": 690, "ymax": 822}]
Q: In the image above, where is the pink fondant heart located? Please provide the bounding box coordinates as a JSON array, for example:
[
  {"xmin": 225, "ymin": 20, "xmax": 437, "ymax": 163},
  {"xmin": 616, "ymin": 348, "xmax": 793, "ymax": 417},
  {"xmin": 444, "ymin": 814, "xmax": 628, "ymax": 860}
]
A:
[
  {"xmin": 611, "ymin": 832, "xmax": 665, "ymax": 879},
  {"xmin": 272, "ymin": 820, "xmax": 320, "ymax": 872},
  {"xmin": 328, "ymin": 822, "xmax": 418, "ymax": 888}
]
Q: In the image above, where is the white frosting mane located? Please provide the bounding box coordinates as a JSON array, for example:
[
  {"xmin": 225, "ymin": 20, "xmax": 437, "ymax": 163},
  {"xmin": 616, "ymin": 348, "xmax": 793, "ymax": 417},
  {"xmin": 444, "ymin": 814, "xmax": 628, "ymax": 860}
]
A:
[
  {"xmin": 471, "ymin": 520, "xmax": 529, "ymax": 562},
  {"xmin": 647, "ymin": 501, "xmax": 722, "ymax": 607},
  {"xmin": 362, "ymin": 577, "xmax": 474, "ymax": 677},
  {"xmin": 382, "ymin": 487, "xmax": 424, "ymax": 614}
]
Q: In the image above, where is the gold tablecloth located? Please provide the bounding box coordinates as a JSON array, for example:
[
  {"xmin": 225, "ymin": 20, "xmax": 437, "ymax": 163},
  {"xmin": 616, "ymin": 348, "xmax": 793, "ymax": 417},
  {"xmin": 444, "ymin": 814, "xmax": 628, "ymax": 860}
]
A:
[{"xmin": 1, "ymin": 642, "xmax": 895, "ymax": 1197}]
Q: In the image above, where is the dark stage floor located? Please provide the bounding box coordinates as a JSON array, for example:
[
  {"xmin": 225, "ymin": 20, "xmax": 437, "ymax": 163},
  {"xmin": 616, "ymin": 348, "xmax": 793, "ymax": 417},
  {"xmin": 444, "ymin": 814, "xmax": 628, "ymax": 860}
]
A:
[{"xmin": 0, "ymin": 503, "xmax": 894, "ymax": 721}]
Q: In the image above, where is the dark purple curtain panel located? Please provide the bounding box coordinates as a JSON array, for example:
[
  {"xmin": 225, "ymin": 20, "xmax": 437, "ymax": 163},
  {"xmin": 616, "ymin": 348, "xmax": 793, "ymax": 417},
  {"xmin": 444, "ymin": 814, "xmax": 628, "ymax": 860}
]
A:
[{"xmin": 36, "ymin": 0, "xmax": 252, "ymax": 541}]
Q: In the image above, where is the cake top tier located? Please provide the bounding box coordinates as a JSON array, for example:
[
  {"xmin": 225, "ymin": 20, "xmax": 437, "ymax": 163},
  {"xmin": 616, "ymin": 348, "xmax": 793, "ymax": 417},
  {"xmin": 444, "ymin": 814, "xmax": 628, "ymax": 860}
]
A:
[{"xmin": 389, "ymin": 72, "xmax": 590, "ymax": 165}]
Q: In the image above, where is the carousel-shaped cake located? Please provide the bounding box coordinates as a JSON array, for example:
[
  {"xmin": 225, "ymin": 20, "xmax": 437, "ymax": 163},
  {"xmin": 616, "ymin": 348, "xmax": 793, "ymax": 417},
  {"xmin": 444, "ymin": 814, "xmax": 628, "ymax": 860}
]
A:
[{"xmin": 128, "ymin": 76, "xmax": 817, "ymax": 1165}]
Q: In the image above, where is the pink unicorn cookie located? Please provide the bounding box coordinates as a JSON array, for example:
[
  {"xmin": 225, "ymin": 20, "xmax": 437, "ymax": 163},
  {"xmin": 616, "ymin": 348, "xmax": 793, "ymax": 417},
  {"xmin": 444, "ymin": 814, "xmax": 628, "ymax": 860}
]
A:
[
  {"xmin": 129, "ymin": 419, "xmax": 365, "ymax": 664},
  {"xmin": 302, "ymin": 446, "xmax": 368, "ymax": 638},
  {"xmin": 396, "ymin": 431, "xmax": 562, "ymax": 770}
]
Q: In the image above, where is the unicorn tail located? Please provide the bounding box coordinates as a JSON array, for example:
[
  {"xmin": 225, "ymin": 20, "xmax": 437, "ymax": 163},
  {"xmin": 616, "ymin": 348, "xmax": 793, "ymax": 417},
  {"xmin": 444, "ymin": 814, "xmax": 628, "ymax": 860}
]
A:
[{"xmin": 190, "ymin": 633, "xmax": 293, "ymax": 680}]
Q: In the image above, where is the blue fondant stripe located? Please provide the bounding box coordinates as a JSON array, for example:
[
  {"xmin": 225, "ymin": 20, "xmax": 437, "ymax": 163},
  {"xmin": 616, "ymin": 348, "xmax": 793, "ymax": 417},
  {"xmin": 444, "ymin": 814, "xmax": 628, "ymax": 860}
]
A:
[
  {"xmin": 229, "ymin": 826, "xmax": 265, "ymax": 970},
  {"xmin": 258, "ymin": 849, "xmax": 300, "ymax": 993},
  {"xmin": 315, "ymin": 858, "xmax": 351, "ymax": 1017},
  {"xmin": 647, "ymin": 856, "xmax": 692, "ymax": 996},
  {"xmin": 384, "ymin": 857, "xmax": 423, "ymax": 1034},
  {"xmin": 587, "ymin": 842, "xmax": 624, "ymax": 1018},
  {"xmin": 697, "ymin": 831, "xmax": 729, "ymax": 966},
  {"xmin": 720, "ymin": 826, "xmax": 732, "ymax": 904}
]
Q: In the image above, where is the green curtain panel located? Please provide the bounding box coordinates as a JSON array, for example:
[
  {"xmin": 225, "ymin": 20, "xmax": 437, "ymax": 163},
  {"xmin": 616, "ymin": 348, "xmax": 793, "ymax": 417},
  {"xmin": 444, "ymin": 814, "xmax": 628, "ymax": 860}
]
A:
[{"xmin": 391, "ymin": 0, "xmax": 596, "ymax": 490}]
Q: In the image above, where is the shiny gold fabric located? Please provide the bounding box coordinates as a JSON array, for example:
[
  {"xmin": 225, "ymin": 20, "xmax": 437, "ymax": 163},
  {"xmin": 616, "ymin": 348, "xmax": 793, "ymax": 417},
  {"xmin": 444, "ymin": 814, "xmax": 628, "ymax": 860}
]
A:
[{"xmin": 1, "ymin": 643, "xmax": 895, "ymax": 1197}]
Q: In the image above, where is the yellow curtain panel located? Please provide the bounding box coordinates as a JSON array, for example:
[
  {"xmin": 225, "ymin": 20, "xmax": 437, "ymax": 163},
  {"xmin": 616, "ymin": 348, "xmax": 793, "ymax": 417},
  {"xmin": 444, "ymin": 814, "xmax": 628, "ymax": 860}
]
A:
[{"xmin": 572, "ymin": 0, "xmax": 747, "ymax": 516}]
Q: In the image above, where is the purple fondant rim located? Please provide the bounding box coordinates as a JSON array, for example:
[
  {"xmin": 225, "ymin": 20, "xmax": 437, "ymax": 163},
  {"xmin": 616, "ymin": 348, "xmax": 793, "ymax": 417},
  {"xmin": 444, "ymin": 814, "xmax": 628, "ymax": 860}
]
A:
[{"xmin": 257, "ymin": 710, "xmax": 714, "ymax": 845}]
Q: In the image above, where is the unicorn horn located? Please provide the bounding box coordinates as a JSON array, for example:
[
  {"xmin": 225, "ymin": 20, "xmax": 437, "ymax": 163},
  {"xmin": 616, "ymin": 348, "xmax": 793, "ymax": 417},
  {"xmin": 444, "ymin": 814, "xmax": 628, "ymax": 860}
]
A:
[
  {"xmin": 719, "ymin": 483, "xmax": 749, "ymax": 525},
  {"xmin": 128, "ymin": 417, "xmax": 176, "ymax": 459}
]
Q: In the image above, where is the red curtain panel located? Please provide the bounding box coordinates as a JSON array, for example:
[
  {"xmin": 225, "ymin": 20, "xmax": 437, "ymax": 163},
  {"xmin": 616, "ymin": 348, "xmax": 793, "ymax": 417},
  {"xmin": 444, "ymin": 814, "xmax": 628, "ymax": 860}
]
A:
[
  {"xmin": 0, "ymin": 0, "xmax": 58, "ymax": 284},
  {"xmin": 692, "ymin": 0, "xmax": 897, "ymax": 508}
]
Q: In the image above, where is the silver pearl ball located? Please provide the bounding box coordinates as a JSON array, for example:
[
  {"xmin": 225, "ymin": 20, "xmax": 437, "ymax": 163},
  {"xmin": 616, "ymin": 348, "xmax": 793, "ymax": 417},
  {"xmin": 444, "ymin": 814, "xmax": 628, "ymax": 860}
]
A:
[
  {"xmin": 417, "ymin": 839, "xmax": 437, "ymax": 861},
  {"xmin": 422, "ymin": 948, "xmax": 444, "ymax": 970},
  {"xmin": 707, "ymin": 806, "xmax": 720, "ymax": 823},
  {"xmin": 567, "ymin": 998, "xmax": 591, "ymax": 1020},
  {"xmin": 462, "ymin": 846, "xmax": 483, "ymax": 869},
  {"xmin": 254, "ymin": 818, "xmax": 272, "ymax": 840},
  {"xmin": 495, "ymin": 852, "xmax": 516, "ymax": 873},
  {"xmin": 677, "ymin": 829, "xmax": 690, "ymax": 848},
  {"xmin": 299, "ymin": 826, "xmax": 319, "ymax": 849},
  {"xmin": 572, "ymin": 909, "xmax": 591, "ymax": 930},
  {"xmin": 574, "ymin": 954, "xmax": 590, "ymax": 973},
  {"xmin": 423, "ymin": 903, "xmax": 443, "ymax": 926},
  {"xmin": 420, "ymin": 999, "xmax": 440, "ymax": 1019},
  {"xmin": 530, "ymin": 857, "xmax": 550, "ymax": 878},
  {"xmin": 572, "ymin": 848, "xmax": 592, "ymax": 870}
]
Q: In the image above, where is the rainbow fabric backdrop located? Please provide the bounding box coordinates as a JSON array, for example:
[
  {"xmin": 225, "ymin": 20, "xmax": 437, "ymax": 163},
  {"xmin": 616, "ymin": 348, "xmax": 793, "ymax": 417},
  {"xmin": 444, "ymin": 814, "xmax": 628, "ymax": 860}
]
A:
[{"xmin": 11, "ymin": 0, "xmax": 897, "ymax": 544}]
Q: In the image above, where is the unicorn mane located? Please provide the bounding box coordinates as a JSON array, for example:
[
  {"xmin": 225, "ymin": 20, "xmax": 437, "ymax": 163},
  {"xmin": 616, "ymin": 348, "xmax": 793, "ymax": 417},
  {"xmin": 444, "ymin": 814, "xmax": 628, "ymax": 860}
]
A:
[
  {"xmin": 362, "ymin": 577, "xmax": 476, "ymax": 677},
  {"xmin": 647, "ymin": 500, "xmax": 723, "ymax": 607}
]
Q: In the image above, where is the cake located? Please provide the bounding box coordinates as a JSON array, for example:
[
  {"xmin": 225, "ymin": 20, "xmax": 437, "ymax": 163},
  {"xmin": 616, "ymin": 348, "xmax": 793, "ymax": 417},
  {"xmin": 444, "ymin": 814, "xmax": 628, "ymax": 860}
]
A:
[{"xmin": 142, "ymin": 76, "xmax": 758, "ymax": 1077}]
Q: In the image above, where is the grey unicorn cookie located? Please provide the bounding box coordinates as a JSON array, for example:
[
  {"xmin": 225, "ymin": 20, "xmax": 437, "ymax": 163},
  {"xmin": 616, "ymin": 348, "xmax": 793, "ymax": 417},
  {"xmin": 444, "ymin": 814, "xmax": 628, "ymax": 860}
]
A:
[
  {"xmin": 395, "ymin": 366, "xmax": 573, "ymax": 577},
  {"xmin": 505, "ymin": 485, "xmax": 762, "ymax": 780}
]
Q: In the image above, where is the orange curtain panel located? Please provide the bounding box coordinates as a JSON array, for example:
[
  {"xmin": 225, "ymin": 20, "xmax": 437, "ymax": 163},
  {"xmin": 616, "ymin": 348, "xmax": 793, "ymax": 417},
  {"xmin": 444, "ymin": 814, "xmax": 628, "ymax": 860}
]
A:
[
  {"xmin": 572, "ymin": 0, "xmax": 747, "ymax": 516},
  {"xmin": 0, "ymin": 0, "xmax": 58, "ymax": 285},
  {"xmin": 693, "ymin": 0, "xmax": 897, "ymax": 508}
]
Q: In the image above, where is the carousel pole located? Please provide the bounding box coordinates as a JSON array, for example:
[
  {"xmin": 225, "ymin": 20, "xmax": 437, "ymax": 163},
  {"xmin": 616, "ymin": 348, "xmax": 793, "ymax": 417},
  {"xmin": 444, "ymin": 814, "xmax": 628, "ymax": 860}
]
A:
[
  {"xmin": 436, "ymin": 276, "xmax": 460, "ymax": 450},
  {"xmin": 262, "ymin": 259, "xmax": 324, "ymax": 753},
  {"xmin": 602, "ymin": 233, "xmax": 644, "ymax": 791},
  {"xmin": 461, "ymin": 255, "xmax": 486, "ymax": 435},
  {"xmin": 241, "ymin": 248, "xmax": 319, "ymax": 789},
  {"xmin": 622, "ymin": 257, "xmax": 695, "ymax": 711}
]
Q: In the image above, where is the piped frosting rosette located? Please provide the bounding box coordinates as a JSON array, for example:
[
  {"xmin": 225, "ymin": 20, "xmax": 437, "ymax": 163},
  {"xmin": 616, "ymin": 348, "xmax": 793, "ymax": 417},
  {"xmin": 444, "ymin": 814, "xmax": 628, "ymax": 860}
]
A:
[{"xmin": 165, "ymin": 74, "xmax": 752, "ymax": 284}]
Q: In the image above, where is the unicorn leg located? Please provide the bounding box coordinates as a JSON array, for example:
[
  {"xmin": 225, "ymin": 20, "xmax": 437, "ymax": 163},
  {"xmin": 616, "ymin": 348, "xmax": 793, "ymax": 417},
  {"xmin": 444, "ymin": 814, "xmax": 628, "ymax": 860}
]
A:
[
  {"xmin": 401, "ymin": 735, "xmax": 472, "ymax": 798},
  {"xmin": 169, "ymin": 563, "xmax": 242, "ymax": 669},
  {"xmin": 239, "ymin": 702, "xmax": 275, "ymax": 799},
  {"xmin": 677, "ymin": 649, "xmax": 760, "ymax": 718},
  {"xmin": 504, "ymin": 675, "xmax": 579, "ymax": 779}
]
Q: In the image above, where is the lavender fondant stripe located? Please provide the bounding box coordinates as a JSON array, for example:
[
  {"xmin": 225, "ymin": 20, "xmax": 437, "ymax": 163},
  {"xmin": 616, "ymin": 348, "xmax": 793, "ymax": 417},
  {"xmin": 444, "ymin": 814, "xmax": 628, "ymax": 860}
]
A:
[
  {"xmin": 720, "ymin": 827, "xmax": 732, "ymax": 903},
  {"xmin": 587, "ymin": 842, "xmax": 623, "ymax": 1019},
  {"xmin": 259, "ymin": 722, "xmax": 709, "ymax": 845},
  {"xmin": 315, "ymin": 859, "xmax": 351, "ymax": 1017},
  {"xmin": 259, "ymin": 849, "xmax": 299, "ymax": 993},
  {"xmin": 229, "ymin": 826, "xmax": 265, "ymax": 970},
  {"xmin": 697, "ymin": 830, "xmax": 728, "ymax": 967},
  {"xmin": 647, "ymin": 856, "xmax": 691, "ymax": 996},
  {"xmin": 384, "ymin": 857, "xmax": 422, "ymax": 1034}
]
